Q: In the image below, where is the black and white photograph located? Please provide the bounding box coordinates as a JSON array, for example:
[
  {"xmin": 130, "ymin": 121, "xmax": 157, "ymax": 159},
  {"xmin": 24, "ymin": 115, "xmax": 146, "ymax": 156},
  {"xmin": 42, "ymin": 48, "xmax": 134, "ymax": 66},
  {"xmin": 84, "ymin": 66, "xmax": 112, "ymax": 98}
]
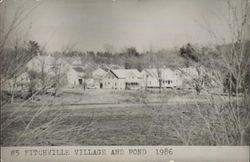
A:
[{"xmin": 0, "ymin": 0, "xmax": 249, "ymax": 153}]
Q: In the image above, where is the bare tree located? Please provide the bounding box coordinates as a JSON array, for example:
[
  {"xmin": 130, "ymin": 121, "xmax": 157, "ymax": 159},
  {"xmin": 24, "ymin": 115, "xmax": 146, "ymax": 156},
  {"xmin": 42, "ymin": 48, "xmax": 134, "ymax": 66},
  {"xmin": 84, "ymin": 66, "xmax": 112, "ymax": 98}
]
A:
[
  {"xmin": 0, "ymin": 0, "xmax": 42, "ymax": 104},
  {"xmin": 148, "ymin": 50, "xmax": 164, "ymax": 91},
  {"xmin": 0, "ymin": 0, "xmax": 42, "ymax": 54},
  {"xmin": 203, "ymin": 0, "xmax": 249, "ymax": 145},
  {"xmin": 0, "ymin": 1, "xmax": 97, "ymax": 146},
  {"xmin": 173, "ymin": 0, "xmax": 250, "ymax": 145}
]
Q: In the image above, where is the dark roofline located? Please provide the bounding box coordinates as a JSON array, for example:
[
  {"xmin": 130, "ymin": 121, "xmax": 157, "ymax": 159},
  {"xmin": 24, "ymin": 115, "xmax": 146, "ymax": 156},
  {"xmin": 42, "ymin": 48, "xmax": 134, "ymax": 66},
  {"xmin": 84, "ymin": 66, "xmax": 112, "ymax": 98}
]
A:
[
  {"xmin": 73, "ymin": 67, "xmax": 85, "ymax": 72},
  {"xmin": 109, "ymin": 70, "xmax": 120, "ymax": 79}
]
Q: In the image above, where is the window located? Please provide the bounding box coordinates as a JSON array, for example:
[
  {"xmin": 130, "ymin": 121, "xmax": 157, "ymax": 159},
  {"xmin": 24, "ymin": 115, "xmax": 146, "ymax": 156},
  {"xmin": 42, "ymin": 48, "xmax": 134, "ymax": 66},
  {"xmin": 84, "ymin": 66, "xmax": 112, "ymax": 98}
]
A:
[{"xmin": 108, "ymin": 82, "xmax": 110, "ymax": 85}]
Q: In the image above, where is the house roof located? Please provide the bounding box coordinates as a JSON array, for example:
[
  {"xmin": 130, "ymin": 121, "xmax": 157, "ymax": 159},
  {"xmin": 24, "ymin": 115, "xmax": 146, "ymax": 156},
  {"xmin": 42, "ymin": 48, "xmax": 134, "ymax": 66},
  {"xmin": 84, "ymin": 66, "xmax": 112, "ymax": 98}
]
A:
[
  {"xmin": 98, "ymin": 64, "xmax": 124, "ymax": 71},
  {"xmin": 73, "ymin": 67, "xmax": 85, "ymax": 73},
  {"xmin": 143, "ymin": 69, "xmax": 158, "ymax": 78},
  {"xmin": 93, "ymin": 68, "xmax": 107, "ymax": 78},
  {"xmin": 143, "ymin": 68, "xmax": 176, "ymax": 79},
  {"xmin": 111, "ymin": 69, "xmax": 143, "ymax": 79}
]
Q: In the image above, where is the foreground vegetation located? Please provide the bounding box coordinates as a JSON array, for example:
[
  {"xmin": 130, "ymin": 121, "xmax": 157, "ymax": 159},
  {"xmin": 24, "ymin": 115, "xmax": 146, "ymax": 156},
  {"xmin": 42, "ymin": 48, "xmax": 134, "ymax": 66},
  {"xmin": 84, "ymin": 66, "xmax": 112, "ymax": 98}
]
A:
[
  {"xmin": 1, "ymin": 0, "xmax": 249, "ymax": 146},
  {"xmin": 1, "ymin": 90, "xmax": 249, "ymax": 146}
]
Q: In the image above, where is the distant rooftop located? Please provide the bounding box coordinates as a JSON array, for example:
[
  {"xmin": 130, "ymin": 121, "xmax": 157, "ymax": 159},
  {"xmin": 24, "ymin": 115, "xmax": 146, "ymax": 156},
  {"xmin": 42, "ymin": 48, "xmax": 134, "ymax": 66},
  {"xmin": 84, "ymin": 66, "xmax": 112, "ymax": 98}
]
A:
[
  {"xmin": 111, "ymin": 69, "xmax": 142, "ymax": 79},
  {"xmin": 73, "ymin": 67, "xmax": 85, "ymax": 73}
]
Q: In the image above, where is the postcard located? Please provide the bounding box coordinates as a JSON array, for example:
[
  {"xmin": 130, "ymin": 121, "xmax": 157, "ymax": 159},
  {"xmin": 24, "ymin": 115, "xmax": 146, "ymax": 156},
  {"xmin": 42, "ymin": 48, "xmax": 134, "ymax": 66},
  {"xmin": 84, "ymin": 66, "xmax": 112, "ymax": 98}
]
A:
[{"xmin": 1, "ymin": 0, "xmax": 249, "ymax": 162}]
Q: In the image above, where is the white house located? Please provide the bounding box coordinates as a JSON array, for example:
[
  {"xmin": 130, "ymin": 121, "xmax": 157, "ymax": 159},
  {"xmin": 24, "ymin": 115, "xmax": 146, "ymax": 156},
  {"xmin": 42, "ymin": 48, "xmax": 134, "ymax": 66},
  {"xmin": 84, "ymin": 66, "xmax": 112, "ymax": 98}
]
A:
[
  {"xmin": 91, "ymin": 68, "xmax": 107, "ymax": 88},
  {"xmin": 102, "ymin": 69, "xmax": 143, "ymax": 90},
  {"xmin": 66, "ymin": 67, "xmax": 85, "ymax": 87},
  {"xmin": 26, "ymin": 55, "xmax": 71, "ymax": 76},
  {"xmin": 93, "ymin": 68, "xmax": 107, "ymax": 79},
  {"xmin": 26, "ymin": 55, "xmax": 86, "ymax": 88},
  {"xmin": 26, "ymin": 55, "xmax": 55, "ymax": 74},
  {"xmin": 141, "ymin": 69, "xmax": 159, "ymax": 88},
  {"xmin": 141, "ymin": 68, "xmax": 181, "ymax": 88}
]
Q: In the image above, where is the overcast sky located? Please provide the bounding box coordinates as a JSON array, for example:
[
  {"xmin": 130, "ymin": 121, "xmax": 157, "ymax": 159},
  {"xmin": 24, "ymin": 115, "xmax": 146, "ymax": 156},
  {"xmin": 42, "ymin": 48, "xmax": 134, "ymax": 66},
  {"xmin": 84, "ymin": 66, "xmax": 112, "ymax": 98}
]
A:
[{"xmin": 5, "ymin": 0, "xmax": 231, "ymax": 52}]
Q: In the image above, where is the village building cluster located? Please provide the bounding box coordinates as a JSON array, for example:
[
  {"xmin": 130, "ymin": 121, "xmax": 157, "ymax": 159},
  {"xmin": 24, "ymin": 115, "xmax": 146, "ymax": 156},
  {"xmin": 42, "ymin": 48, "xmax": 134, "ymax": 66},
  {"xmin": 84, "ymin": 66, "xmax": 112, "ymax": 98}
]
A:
[{"xmin": 2, "ymin": 55, "xmax": 200, "ymax": 93}]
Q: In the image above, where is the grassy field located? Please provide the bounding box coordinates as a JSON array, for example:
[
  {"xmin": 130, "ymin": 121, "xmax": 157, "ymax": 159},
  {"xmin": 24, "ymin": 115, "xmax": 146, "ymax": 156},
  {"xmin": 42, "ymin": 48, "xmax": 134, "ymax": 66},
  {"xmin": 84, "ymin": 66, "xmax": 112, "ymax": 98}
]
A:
[
  {"xmin": 26, "ymin": 88, "xmax": 204, "ymax": 105},
  {"xmin": 1, "ymin": 104, "xmax": 203, "ymax": 146},
  {"xmin": 1, "ymin": 89, "xmax": 248, "ymax": 146}
]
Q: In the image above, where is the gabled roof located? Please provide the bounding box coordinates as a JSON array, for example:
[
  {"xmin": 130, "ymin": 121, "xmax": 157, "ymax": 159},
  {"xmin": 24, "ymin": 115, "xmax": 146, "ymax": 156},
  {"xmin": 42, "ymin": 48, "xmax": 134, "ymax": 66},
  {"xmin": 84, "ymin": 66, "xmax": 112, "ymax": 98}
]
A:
[
  {"xmin": 143, "ymin": 69, "xmax": 158, "ymax": 78},
  {"xmin": 93, "ymin": 68, "xmax": 107, "ymax": 78},
  {"xmin": 110, "ymin": 69, "xmax": 143, "ymax": 79},
  {"xmin": 143, "ymin": 68, "xmax": 176, "ymax": 79}
]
